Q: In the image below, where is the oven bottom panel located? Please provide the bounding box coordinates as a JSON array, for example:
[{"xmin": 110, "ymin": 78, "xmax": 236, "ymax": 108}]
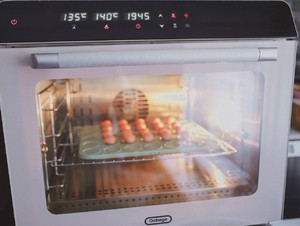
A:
[{"xmin": 47, "ymin": 157, "xmax": 255, "ymax": 214}]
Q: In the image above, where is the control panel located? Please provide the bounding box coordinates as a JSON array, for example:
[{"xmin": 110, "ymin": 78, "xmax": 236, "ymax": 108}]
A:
[{"xmin": 0, "ymin": 1, "xmax": 296, "ymax": 43}]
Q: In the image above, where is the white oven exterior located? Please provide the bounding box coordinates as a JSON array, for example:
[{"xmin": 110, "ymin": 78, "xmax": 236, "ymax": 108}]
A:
[{"xmin": 0, "ymin": 39, "xmax": 297, "ymax": 226}]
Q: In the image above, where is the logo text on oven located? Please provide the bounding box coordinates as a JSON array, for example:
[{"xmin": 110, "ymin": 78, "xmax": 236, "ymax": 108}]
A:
[{"xmin": 145, "ymin": 215, "xmax": 172, "ymax": 225}]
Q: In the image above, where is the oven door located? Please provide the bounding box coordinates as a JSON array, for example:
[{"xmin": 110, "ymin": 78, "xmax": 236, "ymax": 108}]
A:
[{"xmin": 0, "ymin": 40, "xmax": 297, "ymax": 226}]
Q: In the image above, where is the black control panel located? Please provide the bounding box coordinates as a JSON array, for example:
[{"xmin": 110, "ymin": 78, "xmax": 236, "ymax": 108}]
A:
[{"xmin": 0, "ymin": 1, "xmax": 297, "ymax": 43}]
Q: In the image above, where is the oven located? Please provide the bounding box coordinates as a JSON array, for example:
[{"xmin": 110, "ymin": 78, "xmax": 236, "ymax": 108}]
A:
[{"xmin": 0, "ymin": 1, "xmax": 297, "ymax": 226}]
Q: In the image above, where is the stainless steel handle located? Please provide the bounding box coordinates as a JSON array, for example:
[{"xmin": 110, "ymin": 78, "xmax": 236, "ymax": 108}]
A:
[{"xmin": 31, "ymin": 48, "xmax": 277, "ymax": 69}]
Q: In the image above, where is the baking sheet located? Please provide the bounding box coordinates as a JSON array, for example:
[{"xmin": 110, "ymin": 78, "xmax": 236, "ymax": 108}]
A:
[{"xmin": 78, "ymin": 121, "xmax": 236, "ymax": 160}]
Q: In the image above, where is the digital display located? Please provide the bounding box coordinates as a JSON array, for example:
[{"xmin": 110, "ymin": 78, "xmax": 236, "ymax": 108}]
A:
[
  {"xmin": 124, "ymin": 12, "xmax": 150, "ymax": 21},
  {"xmin": 60, "ymin": 12, "xmax": 88, "ymax": 22},
  {"xmin": 61, "ymin": 12, "xmax": 151, "ymax": 22},
  {"xmin": 93, "ymin": 12, "xmax": 119, "ymax": 21}
]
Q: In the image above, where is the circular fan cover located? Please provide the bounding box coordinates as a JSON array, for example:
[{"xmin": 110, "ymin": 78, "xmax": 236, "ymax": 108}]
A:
[{"xmin": 113, "ymin": 89, "xmax": 149, "ymax": 122}]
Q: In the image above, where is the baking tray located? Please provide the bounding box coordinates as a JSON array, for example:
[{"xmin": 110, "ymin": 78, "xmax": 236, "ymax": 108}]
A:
[{"xmin": 78, "ymin": 121, "xmax": 237, "ymax": 160}]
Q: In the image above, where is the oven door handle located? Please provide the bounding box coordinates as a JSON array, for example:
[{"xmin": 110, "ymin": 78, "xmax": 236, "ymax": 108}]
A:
[{"xmin": 31, "ymin": 47, "xmax": 277, "ymax": 69}]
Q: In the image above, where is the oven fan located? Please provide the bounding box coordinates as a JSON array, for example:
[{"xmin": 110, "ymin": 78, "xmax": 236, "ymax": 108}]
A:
[{"xmin": 113, "ymin": 89, "xmax": 149, "ymax": 122}]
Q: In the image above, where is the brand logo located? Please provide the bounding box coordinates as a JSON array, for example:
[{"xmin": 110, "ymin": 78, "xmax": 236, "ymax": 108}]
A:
[{"xmin": 145, "ymin": 215, "xmax": 172, "ymax": 225}]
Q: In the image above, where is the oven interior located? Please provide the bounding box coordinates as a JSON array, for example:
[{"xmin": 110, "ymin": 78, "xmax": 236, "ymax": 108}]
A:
[{"xmin": 35, "ymin": 72, "xmax": 263, "ymax": 214}]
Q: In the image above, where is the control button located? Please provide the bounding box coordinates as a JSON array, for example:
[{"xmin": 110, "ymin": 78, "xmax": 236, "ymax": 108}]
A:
[
  {"xmin": 173, "ymin": 23, "xmax": 178, "ymax": 29},
  {"xmin": 135, "ymin": 23, "xmax": 141, "ymax": 29},
  {"xmin": 104, "ymin": 24, "xmax": 110, "ymax": 30},
  {"xmin": 159, "ymin": 24, "xmax": 165, "ymax": 28},
  {"xmin": 183, "ymin": 13, "xmax": 189, "ymax": 19},
  {"xmin": 158, "ymin": 13, "xmax": 164, "ymax": 18},
  {"xmin": 71, "ymin": 24, "xmax": 77, "ymax": 30},
  {"xmin": 171, "ymin": 13, "xmax": 177, "ymax": 19},
  {"xmin": 185, "ymin": 23, "xmax": 191, "ymax": 28},
  {"xmin": 10, "ymin": 18, "xmax": 18, "ymax": 26}
]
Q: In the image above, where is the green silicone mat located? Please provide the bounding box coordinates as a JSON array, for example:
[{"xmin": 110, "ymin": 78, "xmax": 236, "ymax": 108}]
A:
[{"xmin": 78, "ymin": 121, "xmax": 236, "ymax": 160}]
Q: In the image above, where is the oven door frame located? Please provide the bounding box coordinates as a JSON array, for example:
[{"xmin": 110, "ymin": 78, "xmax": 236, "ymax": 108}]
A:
[{"xmin": 0, "ymin": 39, "xmax": 297, "ymax": 226}]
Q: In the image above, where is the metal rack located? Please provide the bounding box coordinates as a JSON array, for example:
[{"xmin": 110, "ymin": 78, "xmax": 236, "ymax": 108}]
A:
[
  {"xmin": 46, "ymin": 124, "xmax": 238, "ymax": 167},
  {"xmin": 37, "ymin": 81, "xmax": 74, "ymax": 190}
]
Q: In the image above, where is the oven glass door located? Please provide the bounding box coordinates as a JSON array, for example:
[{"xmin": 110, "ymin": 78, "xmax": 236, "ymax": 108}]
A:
[{"xmin": 35, "ymin": 63, "xmax": 263, "ymax": 214}]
